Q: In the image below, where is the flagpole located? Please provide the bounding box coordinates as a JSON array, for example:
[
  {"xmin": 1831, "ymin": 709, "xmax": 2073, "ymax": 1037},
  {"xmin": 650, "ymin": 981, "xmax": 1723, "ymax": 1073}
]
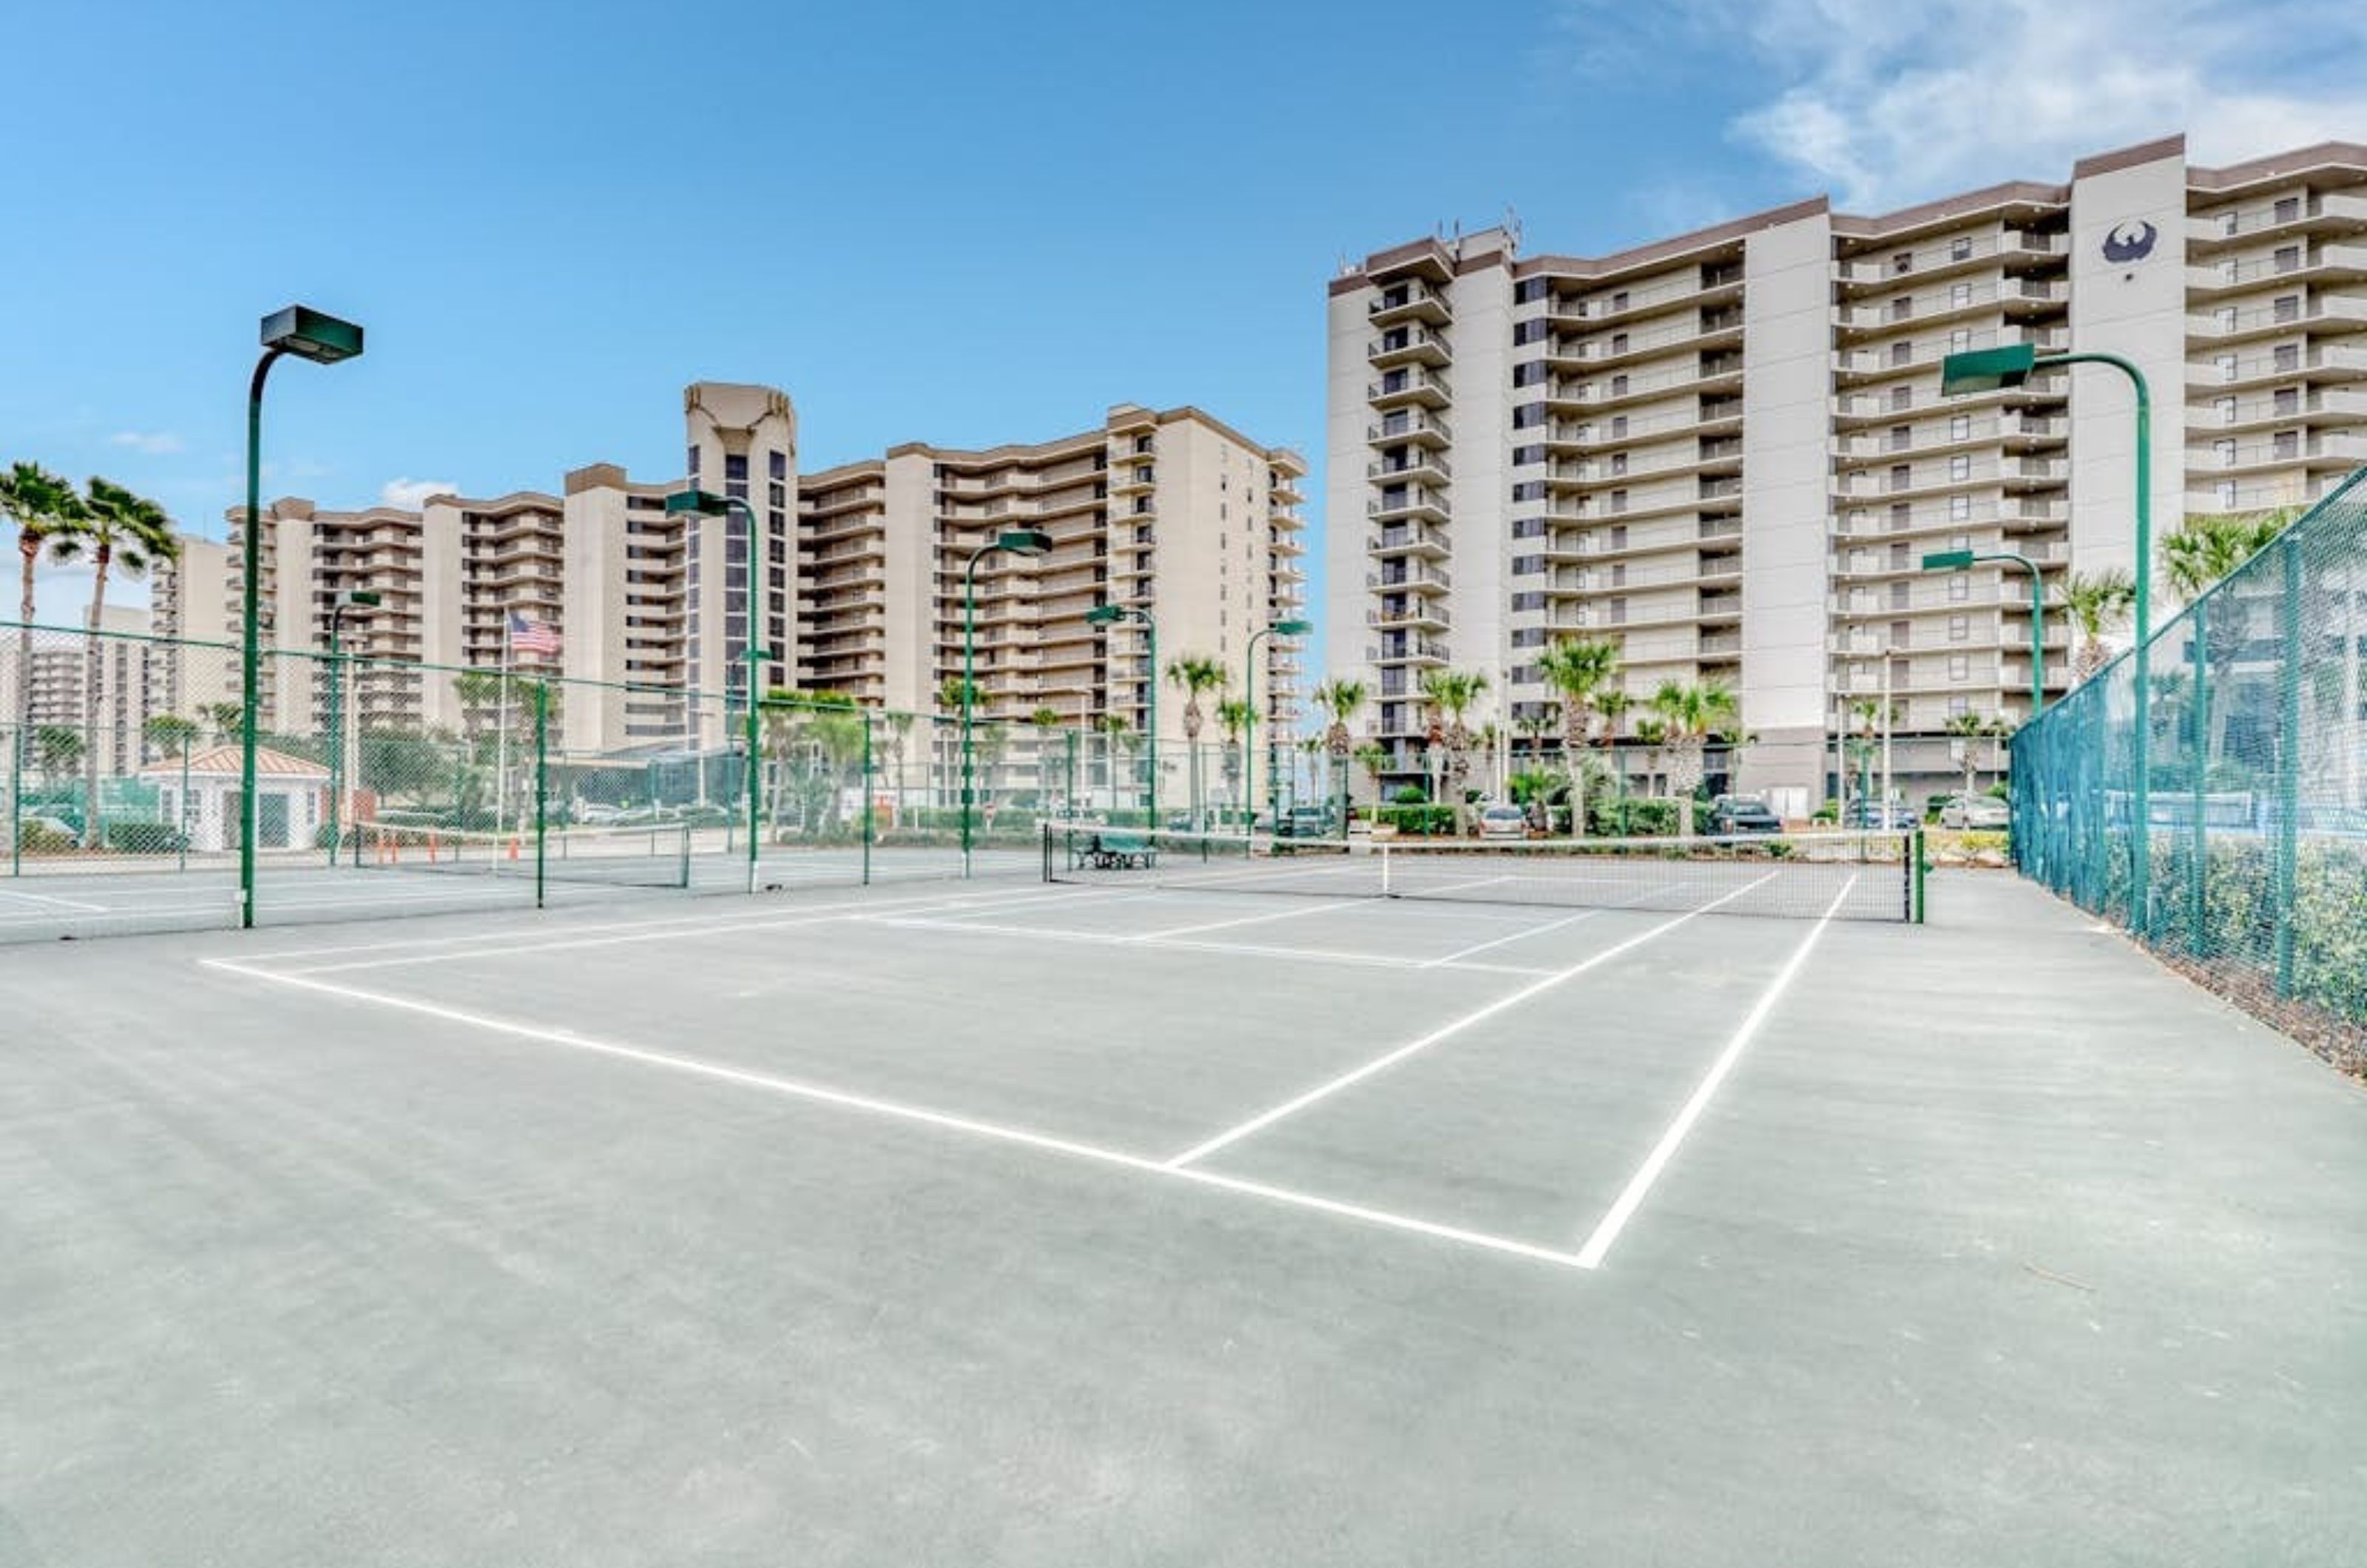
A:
[{"xmin": 496, "ymin": 615, "xmax": 513, "ymax": 837}]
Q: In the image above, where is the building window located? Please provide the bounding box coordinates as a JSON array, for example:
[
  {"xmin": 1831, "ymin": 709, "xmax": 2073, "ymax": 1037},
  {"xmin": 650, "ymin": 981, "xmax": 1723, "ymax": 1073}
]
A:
[
  {"xmin": 1513, "ymin": 517, "xmax": 1548, "ymax": 539},
  {"xmin": 1949, "ymin": 493, "xmax": 1973, "ymax": 521},
  {"xmin": 1948, "ymin": 615, "xmax": 1969, "ymax": 643},
  {"xmin": 1513, "ymin": 555, "xmax": 1546, "ymax": 575},
  {"xmin": 1948, "ymin": 328, "xmax": 1973, "ymax": 352},
  {"xmin": 1948, "ymin": 413, "xmax": 1971, "ymax": 441},
  {"xmin": 1948, "ymin": 573, "xmax": 1969, "ymax": 602},
  {"xmin": 1512, "ymin": 444, "xmax": 1545, "ymax": 466},
  {"xmin": 1948, "ymin": 654, "xmax": 1970, "ymax": 682},
  {"xmin": 769, "ymin": 451, "xmax": 787, "ymax": 480},
  {"xmin": 725, "ymin": 454, "xmax": 749, "ymax": 483},
  {"xmin": 1948, "ymin": 696, "xmax": 1971, "ymax": 718},
  {"xmin": 1512, "ymin": 402, "xmax": 1547, "ymax": 429},
  {"xmin": 1513, "ymin": 361, "xmax": 1547, "ymax": 387},
  {"xmin": 1949, "ymin": 235, "xmax": 1973, "ymax": 262},
  {"xmin": 1949, "ymin": 280, "xmax": 1973, "ymax": 308},
  {"xmin": 1890, "ymin": 385, "xmax": 1913, "ymax": 412},
  {"xmin": 1948, "ymin": 533, "xmax": 1971, "ymax": 552},
  {"xmin": 2215, "ymin": 438, "xmax": 2238, "ymax": 468},
  {"xmin": 1948, "ymin": 454, "xmax": 1972, "ymax": 481},
  {"xmin": 1512, "ymin": 626, "xmax": 1547, "ymax": 648},
  {"xmin": 2275, "ymin": 244, "xmax": 2301, "ymax": 274},
  {"xmin": 1515, "ymin": 278, "xmax": 1548, "ymax": 304},
  {"xmin": 1513, "ymin": 318, "xmax": 1549, "ymax": 345},
  {"xmin": 1890, "ymin": 342, "xmax": 1913, "ymax": 368},
  {"xmin": 1512, "ymin": 591, "xmax": 1547, "ymax": 610},
  {"xmin": 2273, "ymin": 294, "xmax": 2301, "ymax": 325}
]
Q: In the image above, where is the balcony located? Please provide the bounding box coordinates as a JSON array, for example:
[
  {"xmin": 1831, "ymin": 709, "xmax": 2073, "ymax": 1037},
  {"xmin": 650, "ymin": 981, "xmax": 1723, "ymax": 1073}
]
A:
[
  {"xmin": 1833, "ymin": 325, "xmax": 2069, "ymax": 383},
  {"xmin": 2192, "ymin": 430, "xmax": 2367, "ymax": 476},
  {"xmin": 1831, "ymin": 229, "xmax": 2064, "ymax": 291},
  {"xmin": 1109, "ymin": 464, "xmax": 1156, "ymax": 493},
  {"xmin": 1544, "ymin": 266, "xmax": 1744, "ymax": 327},
  {"xmin": 2185, "ymin": 294, "xmax": 2367, "ymax": 344},
  {"xmin": 1368, "ymin": 327, "xmax": 1453, "ymax": 368},
  {"xmin": 1550, "ymin": 355, "xmax": 1743, "ymax": 410},
  {"xmin": 1368, "ymin": 524, "xmax": 1451, "ymax": 558},
  {"xmin": 1368, "ymin": 280, "xmax": 1451, "ymax": 326},
  {"xmin": 1368, "ymin": 368, "xmax": 1452, "ymax": 408},
  {"xmin": 2187, "ymin": 191, "xmax": 2367, "ymax": 252},
  {"xmin": 2186, "ymin": 342, "xmax": 2367, "ymax": 392},
  {"xmin": 1368, "ymin": 601, "xmax": 1452, "ymax": 631},
  {"xmin": 2195, "ymin": 385, "xmax": 2367, "ymax": 433},
  {"xmin": 2187, "ymin": 242, "xmax": 2367, "ymax": 297},
  {"xmin": 1368, "ymin": 485, "xmax": 1451, "ymax": 524},
  {"xmin": 1368, "ymin": 564, "xmax": 1452, "ymax": 592},
  {"xmin": 1545, "ymin": 309, "xmax": 1743, "ymax": 371},
  {"xmin": 1368, "ymin": 451, "xmax": 1452, "ymax": 487},
  {"xmin": 1371, "ymin": 638, "xmax": 1450, "ymax": 666}
]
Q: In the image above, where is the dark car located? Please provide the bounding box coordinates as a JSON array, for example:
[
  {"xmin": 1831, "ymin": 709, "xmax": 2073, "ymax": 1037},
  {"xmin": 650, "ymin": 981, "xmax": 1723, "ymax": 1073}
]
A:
[{"xmin": 1708, "ymin": 795, "xmax": 1783, "ymax": 834}]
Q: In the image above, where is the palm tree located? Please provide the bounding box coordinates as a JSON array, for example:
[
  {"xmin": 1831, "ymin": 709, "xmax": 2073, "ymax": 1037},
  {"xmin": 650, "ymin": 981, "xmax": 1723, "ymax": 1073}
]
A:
[
  {"xmin": 2165, "ymin": 507, "xmax": 2297, "ymax": 761},
  {"xmin": 1648, "ymin": 679, "xmax": 1738, "ymax": 837},
  {"xmin": 1844, "ymin": 695, "xmax": 1892, "ymax": 817},
  {"xmin": 34, "ymin": 724, "xmax": 84, "ymax": 785},
  {"xmin": 143, "ymin": 714, "xmax": 198, "ymax": 760},
  {"xmin": 1164, "ymin": 653, "xmax": 1226, "ymax": 825},
  {"xmin": 1027, "ymin": 705, "xmax": 1064, "ymax": 811},
  {"xmin": 44, "ymin": 478, "xmax": 177, "ymax": 845},
  {"xmin": 2060, "ymin": 569, "xmax": 2136, "ymax": 680},
  {"xmin": 200, "ymin": 701, "xmax": 244, "ymax": 744},
  {"xmin": 1942, "ymin": 709, "xmax": 1990, "ymax": 804},
  {"xmin": 1354, "ymin": 741, "xmax": 1389, "ymax": 810},
  {"xmin": 1631, "ymin": 717, "xmax": 1667, "ymax": 802},
  {"xmin": 0, "ymin": 464, "xmax": 84, "ymax": 786},
  {"xmin": 1311, "ymin": 675, "xmax": 1368, "ymax": 817},
  {"xmin": 1216, "ymin": 695, "xmax": 1255, "ymax": 823},
  {"xmin": 1417, "ymin": 667, "xmax": 1488, "ymax": 831},
  {"xmin": 1536, "ymin": 637, "xmax": 1620, "ymax": 836}
]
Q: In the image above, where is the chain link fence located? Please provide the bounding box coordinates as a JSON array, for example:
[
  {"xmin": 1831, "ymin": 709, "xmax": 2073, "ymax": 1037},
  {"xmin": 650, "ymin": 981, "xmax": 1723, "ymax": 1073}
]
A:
[
  {"xmin": 2011, "ymin": 467, "xmax": 2367, "ymax": 1071},
  {"xmin": 0, "ymin": 619, "xmax": 1280, "ymax": 942}
]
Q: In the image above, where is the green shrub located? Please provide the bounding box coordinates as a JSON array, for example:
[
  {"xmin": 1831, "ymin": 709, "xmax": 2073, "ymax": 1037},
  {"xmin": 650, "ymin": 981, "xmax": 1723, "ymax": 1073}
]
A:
[
  {"xmin": 1391, "ymin": 784, "xmax": 1428, "ymax": 805},
  {"xmin": 1374, "ymin": 804, "xmax": 1455, "ymax": 837},
  {"xmin": 104, "ymin": 821, "xmax": 187, "ymax": 854},
  {"xmin": 1586, "ymin": 797, "xmax": 1679, "ymax": 838},
  {"xmin": 18, "ymin": 822, "xmax": 75, "ymax": 854}
]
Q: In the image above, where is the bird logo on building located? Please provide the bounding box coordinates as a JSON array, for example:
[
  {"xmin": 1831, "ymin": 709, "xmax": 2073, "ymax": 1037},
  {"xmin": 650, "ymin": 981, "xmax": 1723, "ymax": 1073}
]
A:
[{"xmin": 2101, "ymin": 220, "xmax": 2158, "ymax": 264}]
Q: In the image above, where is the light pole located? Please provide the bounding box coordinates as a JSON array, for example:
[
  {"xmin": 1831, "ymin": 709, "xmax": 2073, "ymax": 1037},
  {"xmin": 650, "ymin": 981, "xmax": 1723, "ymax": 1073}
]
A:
[
  {"xmin": 243, "ymin": 305, "xmax": 364, "ymax": 927},
  {"xmin": 325, "ymin": 587, "xmax": 381, "ymax": 867},
  {"xmin": 1244, "ymin": 618, "xmax": 1313, "ymax": 831},
  {"xmin": 662, "ymin": 490, "xmax": 779, "ymax": 893},
  {"xmin": 1084, "ymin": 603, "xmax": 1157, "ymax": 826},
  {"xmin": 962, "ymin": 530, "xmax": 1053, "ymax": 865},
  {"xmin": 1922, "ymin": 548, "xmax": 2044, "ymax": 720},
  {"xmin": 1942, "ymin": 342, "xmax": 2153, "ymax": 929}
]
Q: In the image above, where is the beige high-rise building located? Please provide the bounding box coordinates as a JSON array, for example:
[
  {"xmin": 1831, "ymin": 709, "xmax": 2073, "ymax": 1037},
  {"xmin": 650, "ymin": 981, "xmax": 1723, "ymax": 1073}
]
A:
[
  {"xmin": 0, "ymin": 606, "xmax": 156, "ymax": 777},
  {"xmin": 169, "ymin": 384, "xmax": 1301, "ymax": 757},
  {"xmin": 1327, "ymin": 135, "xmax": 2367, "ymax": 814},
  {"xmin": 797, "ymin": 403, "xmax": 1308, "ymax": 738}
]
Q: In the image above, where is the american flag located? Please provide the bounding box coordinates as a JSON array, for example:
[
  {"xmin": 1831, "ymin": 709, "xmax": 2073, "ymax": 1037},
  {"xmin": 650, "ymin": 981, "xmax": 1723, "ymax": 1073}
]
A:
[{"xmin": 507, "ymin": 610, "xmax": 561, "ymax": 657}]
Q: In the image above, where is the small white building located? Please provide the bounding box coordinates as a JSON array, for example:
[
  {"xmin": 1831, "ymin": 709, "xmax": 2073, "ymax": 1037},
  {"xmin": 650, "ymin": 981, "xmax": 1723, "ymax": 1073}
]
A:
[{"xmin": 140, "ymin": 744, "xmax": 329, "ymax": 853}]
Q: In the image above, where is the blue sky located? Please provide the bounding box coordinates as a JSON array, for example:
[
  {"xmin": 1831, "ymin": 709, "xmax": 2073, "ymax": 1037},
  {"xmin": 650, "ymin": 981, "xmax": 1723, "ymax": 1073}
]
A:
[{"xmin": 5, "ymin": 0, "xmax": 2362, "ymax": 663}]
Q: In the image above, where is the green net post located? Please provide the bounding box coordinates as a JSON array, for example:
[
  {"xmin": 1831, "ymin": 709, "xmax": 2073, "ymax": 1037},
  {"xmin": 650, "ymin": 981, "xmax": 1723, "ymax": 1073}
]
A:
[
  {"xmin": 2275, "ymin": 535, "xmax": 2303, "ymax": 996},
  {"xmin": 862, "ymin": 709, "xmax": 874, "ymax": 888},
  {"xmin": 180, "ymin": 743, "xmax": 190, "ymax": 874},
  {"xmin": 8, "ymin": 723, "xmax": 19, "ymax": 878},
  {"xmin": 533, "ymin": 682, "xmax": 549, "ymax": 911},
  {"xmin": 1912, "ymin": 825, "xmax": 1927, "ymax": 924}
]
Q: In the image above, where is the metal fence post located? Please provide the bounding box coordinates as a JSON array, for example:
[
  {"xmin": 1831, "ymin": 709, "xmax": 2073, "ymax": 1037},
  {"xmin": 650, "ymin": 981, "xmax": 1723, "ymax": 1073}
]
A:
[
  {"xmin": 2275, "ymin": 535, "xmax": 2302, "ymax": 996},
  {"xmin": 533, "ymin": 683, "xmax": 549, "ymax": 911},
  {"xmin": 862, "ymin": 710, "xmax": 874, "ymax": 888}
]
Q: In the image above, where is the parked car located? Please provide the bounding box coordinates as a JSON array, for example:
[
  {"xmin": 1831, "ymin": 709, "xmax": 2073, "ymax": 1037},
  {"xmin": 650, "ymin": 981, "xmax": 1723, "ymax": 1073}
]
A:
[
  {"xmin": 1940, "ymin": 794, "xmax": 2009, "ymax": 829},
  {"xmin": 1844, "ymin": 801, "xmax": 1919, "ymax": 829},
  {"xmin": 1478, "ymin": 802, "xmax": 1528, "ymax": 840},
  {"xmin": 1707, "ymin": 795, "xmax": 1783, "ymax": 835},
  {"xmin": 577, "ymin": 802, "xmax": 625, "ymax": 825}
]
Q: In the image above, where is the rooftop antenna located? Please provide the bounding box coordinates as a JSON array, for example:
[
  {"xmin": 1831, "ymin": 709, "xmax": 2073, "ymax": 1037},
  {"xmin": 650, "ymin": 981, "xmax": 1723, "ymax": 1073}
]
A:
[{"xmin": 1505, "ymin": 206, "xmax": 1523, "ymax": 251}]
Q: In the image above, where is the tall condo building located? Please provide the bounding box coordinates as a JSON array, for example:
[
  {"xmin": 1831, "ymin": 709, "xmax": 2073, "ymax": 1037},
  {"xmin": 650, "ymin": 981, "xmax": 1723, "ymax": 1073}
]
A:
[
  {"xmin": 797, "ymin": 404, "xmax": 1308, "ymax": 731},
  {"xmin": 177, "ymin": 385, "xmax": 1302, "ymax": 754},
  {"xmin": 1326, "ymin": 135, "xmax": 2367, "ymax": 811}
]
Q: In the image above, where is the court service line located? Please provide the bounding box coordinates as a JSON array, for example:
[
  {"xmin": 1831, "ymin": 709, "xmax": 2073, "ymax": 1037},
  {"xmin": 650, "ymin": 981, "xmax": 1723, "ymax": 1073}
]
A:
[
  {"xmin": 269, "ymin": 887, "xmax": 1124, "ymax": 975},
  {"xmin": 0, "ymin": 887, "xmax": 112, "ymax": 911},
  {"xmin": 198, "ymin": 957, "xmax": 1592, "ymax": 1271},
  {"xmin": 864, "ymin": 914, "xmax": 1560, "ymax": 976},
  {"xmin": 1162, "ymin": 871, "xmax": 1780, "ymax": 1170},
  {"xmin": 1571, "ymin": 876, "xmax": 1854, "ymax": 1271},
  {"xmin": 1132, "ymin": 899, "xmax": 1363, "ymax": 941},
  {"xmin": 1419, "ymin": 906, "xmax": 1604, "ymax": 967}
]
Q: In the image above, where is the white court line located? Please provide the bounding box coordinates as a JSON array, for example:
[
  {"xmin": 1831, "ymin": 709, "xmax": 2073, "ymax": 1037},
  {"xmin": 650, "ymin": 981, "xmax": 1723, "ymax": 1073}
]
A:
[
  {"xmin": 1571, "ymin": 876, "xmax": 1855, "ymax": 1271},
  {"xmin": 1420, "ymin": 906, "xmax": 1604, "ymax": 967},
  {"xmin": 864, "ymin": 914, "xmax": 1559, "ymax": 976},
  {"xmin": 272, "ymin": 887, "xmax": 1122, "ymax": 976},
  {"xmin": 200, "ymin": 957, "xmax": 1592, "ymax": 1271},
  {"xmin": 0, "ymin": 887, "xmax": 112, "ymax": 912},
  {"xmin": 1163, "ymin": 872, "xmax": 1780, "ymax": 1170},
  {"xmin": 1132, "ymin": 899, "xmax": 1363, "ymax": 941}
]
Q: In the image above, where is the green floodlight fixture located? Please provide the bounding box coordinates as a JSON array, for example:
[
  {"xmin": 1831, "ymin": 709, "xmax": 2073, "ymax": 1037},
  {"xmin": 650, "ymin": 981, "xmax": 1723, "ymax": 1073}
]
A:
[
  {"xmin": 1271, "ymin": 618, "xmax": 1315, "ymax": 638},
  {"xmin": 663, "ymin": 487, "xmax": 731, "ymax": 516},
  {"xmin": 260, "ymin": 305, "xmax": 365, "ymax": 365},
  {"xmin": 997, "ymin": 528, "xmax": 1054, "ymax": 556},
  {"xmin": 1920, "ymin": 550, "xmax": 1976, "ymax": 572},
  {"xmin": 1083, "ymin": 604, "xmax": 1126, "ymax": 626},
  {"xmin": 1938, "ymin": 343, "xmax": 2038, "ymax": 396}
]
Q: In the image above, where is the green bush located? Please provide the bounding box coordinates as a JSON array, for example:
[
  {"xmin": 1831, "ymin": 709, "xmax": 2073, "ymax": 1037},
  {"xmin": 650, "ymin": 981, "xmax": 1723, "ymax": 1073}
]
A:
[
  {"xmin": 1373, "ymin": 804, "xmax": 1455, "ymax": 837},
  {"xmin": 1811, "ymin": 797, "xmax": 1840, "ymax": 824},
  {"xmin": 18, "ymin": 821, "xmax": 74, "ymax": 854},
  {"xmin": 1391, "ymin": 784, "xmax": 1428, "ymax": 805},
  {"xmin": 1586, "ymin": 797, "xmax": 1679, "ymax": 838}
]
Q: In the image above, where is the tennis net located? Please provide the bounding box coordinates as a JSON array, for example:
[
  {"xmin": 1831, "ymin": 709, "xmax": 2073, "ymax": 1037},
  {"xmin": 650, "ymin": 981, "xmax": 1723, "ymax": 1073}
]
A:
[
  {"xmin": 1042, "ymin": 824, "xmax": 1921, "ymax": 922},
  {"xmin": 360, "ymin": 822, "xmax": 694, "ymax": 891}
]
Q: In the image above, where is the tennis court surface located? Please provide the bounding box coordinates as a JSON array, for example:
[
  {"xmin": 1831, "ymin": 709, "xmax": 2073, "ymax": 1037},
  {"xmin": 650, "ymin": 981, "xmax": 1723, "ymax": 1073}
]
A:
[{"xmin": 6, "ymin": 868, "xmax": 2363, "ymax": 1564}]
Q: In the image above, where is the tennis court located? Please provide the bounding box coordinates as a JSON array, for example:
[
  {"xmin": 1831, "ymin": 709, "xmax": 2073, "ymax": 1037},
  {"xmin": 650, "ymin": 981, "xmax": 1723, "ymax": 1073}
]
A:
[{"xmin": 6, "ymin": 856, "xmax": 2365, "ymax": 1564}]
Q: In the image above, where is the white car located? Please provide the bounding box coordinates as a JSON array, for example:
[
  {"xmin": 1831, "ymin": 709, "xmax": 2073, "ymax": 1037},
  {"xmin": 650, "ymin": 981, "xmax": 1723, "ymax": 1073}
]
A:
[
  {"xmin": 1939, "ymin": 795, "xmax": 2009, "ymax": 829},
  {"xmin": 1478, "ymin": 803, "xmax": 1528, "ymax": 840}
]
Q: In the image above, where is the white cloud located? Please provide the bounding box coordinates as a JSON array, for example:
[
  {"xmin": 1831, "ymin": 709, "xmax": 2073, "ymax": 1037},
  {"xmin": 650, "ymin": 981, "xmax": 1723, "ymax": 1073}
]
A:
[
  {"xmin": 107, "ymin": 430, "xmax": 184, "ymax": 456},
  {"xmin": 1578, "ymin": 0, "xmax": 2367, "ymax": 209},
  {"xmin": 380, "ymin": 477, "xmax": 457, "ymax": 510}
]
